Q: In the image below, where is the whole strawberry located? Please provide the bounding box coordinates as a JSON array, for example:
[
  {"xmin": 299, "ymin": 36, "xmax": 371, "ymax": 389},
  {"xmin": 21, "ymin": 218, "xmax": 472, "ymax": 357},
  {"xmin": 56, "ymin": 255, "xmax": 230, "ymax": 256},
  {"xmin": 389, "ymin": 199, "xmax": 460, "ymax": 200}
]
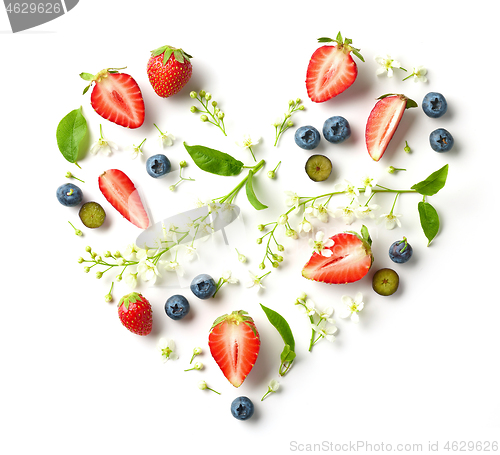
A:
[
  {"xmin": 118, "ymin": 292, "xmax": 153, "ymax": 336},
  {"xmin": 147, "ymin": 45, "xmax": 193, "ymax": 98}
]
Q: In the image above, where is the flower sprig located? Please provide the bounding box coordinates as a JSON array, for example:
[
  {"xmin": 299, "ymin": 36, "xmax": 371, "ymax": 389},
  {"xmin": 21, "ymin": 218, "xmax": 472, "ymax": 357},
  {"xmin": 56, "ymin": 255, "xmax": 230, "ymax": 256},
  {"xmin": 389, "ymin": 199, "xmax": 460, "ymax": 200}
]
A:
[
  {"xmin": 273, "ymin": 98, "xmax": 304, "ymax": 146},
  {"xmin": 190, "ymin": 90, "xmax": 226, "ymax": 136},
  {"xmin": 295, "ymin": 292, "xmax": 337, "ymax": 351},
  {"xmin": 169, "ymin": 160, "xmax": 195, "ymax": 192},
  {"xmin": 255, "ymin": 165, "xmax": 449, "ymax": 268},
  {"xmin": 212, "ymin": 270, "xmax": 238, "ymax": 298}
]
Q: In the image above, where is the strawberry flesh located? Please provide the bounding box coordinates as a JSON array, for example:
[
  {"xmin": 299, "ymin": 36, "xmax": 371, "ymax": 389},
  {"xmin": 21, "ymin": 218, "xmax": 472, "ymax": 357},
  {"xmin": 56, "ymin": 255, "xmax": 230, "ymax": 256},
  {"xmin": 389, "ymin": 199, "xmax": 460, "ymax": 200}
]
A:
[
  {"xmin": 91, "ymin": 73, "xmax": 145, "ymax": 129},
  {"xmin": 209, "ymin": 311, "xmax": 260, "ymax": 388},
  {"xmin": 365, "ymin": 95, "xmax": 407, "ymax": 161},
  {"xmin": 306, "ymin": 45, "xmax": 357, "ymax": 103},
  {"xmin": 98, "ymin": 169, "xmax": 149, "ymax": 229},
  {"xmin": 302, "ymin": 233, "xmax": 373, "ymax": 284}
]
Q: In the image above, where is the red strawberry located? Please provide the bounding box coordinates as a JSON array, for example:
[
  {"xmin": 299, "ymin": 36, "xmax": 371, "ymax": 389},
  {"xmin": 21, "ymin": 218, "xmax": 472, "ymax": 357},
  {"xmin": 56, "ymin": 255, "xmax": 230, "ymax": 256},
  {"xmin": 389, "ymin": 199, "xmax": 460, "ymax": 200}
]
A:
[
  {"xmin": 208, "ymin": 310, "xmax": 260, "ymax": 388},
  {"xmin": 80, "ymin": 68, "xmax": 145, "ymax": 129},
  {"xmin": 306, "ymin": 32, "xmax": 364, "ymax": 103},
  {"xmin": 366, "ymin": 94, "xmax": 418, "ymax": 161},
  {"xmin": 302, "ymin": 226, "xmax": 374, "ymax": 284},
  {"xmin": 118, "ymin": 292, "xmax": 153, "ymax": 336},
  {"xmin": 147, "ymin": 45, "xmax": 193, "ymax": 98},
  {"xmin": 98, "ymin": 169, "xmax": 149, "ymax": 229}
]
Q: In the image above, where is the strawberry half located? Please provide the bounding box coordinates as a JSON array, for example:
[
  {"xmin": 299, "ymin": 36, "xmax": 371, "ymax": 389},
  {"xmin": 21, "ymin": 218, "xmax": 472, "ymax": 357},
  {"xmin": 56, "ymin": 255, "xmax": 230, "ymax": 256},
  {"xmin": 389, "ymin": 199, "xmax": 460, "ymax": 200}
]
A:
[
  {"xmin": 302, "ymin": 226, "xmax": 373, "ymax": 284},
  {"xmin": 80, "ymin": 68, "xmax": 145, "ymax": 129},
  {"xmin": 98, "ymin": 169, "xmax": 149, "ymax": 229},
  {"xmin": 306, "ymin": 32, "xmax": 364, "ymax": 103},
  {"xmin": 147, "ymin": 45, "xmax": 193, "ymax": 98},
  {"xmin": 366, "ymin": 94, "xmax": 418, "ymax": 161},
  {"xmin": 208, "ymin": 310, "xmax": 260, "ymax": 388},
  {"xmin": 118, "ymin": 292, "xmax": 153, "ymax": 336}
]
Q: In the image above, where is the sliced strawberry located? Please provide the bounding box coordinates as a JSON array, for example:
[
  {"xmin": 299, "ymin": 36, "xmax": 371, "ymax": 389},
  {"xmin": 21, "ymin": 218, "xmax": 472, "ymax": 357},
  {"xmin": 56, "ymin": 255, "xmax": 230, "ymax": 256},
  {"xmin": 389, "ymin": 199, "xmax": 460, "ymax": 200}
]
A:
[
  {"xmin": 81, "ymin": 69, "xmax": 145, "ymax": 129},
  {"xmin": 366, "ymin": 94, "xmax": 417, "ymax": 161},
  {"xmin": 98, "ymin": 169, "xmax": 149, "ymax": 229},
  {"xmin": 302, "ymin": 227, "xmax": 373, "ymax": 284},
  {"xmin": 208, "ymin": 310, "xmax": 260, "ymax": 388},
  {"xmin": 306, "ymin": 33, "xmax": 364, "ymax": 103}
]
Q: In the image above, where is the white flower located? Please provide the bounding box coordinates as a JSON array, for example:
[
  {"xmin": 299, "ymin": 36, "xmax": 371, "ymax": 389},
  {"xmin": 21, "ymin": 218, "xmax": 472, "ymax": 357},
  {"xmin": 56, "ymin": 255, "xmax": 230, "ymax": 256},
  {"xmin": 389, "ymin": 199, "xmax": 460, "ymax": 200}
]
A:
[
  {"xmin": 236, "ymin": 249, "xmax": 247, "ymax": 263},
  {"xmin": 318, "ymin": 306, "xmax": 335, "ymax": 324},
  {"xmin": 297, "ymin": 217, "xmax": 313, "ymax": 233},
  {"xmin": 355, "ymin": 203, "xmax": 380, "ymax": 219},
  {"xmin": 183, "ymin": 245, "xmax": 199, "ymax": 262},
  {"xmin": 309, "ymin": 231, "xmax": 334, "ymax": 257},
  {"xmin": 411, "ymin": 65, "xmax": 427, "ymax": 83},
  {"xmin": 90, "ymin": 125, "xmax": 118, "ymax": 156},
  {"xmin": 339, "ymin": 292, "xmax": 365, "ymax": 323},
  {"xmin": 335, "ymin": 179, "xmax": 360, "ymax": 202},
  {"xmin": 360, "ymin": 175, "xmax": 377, "ymax": 197},
  {"xmin": 297, "ymin": 298, "xmax": 317, "ymax": 316},
  {"xmin": 236, "ymin": 134, "xmax": 260, "ymax": 149},
  {"xmin": 268, "ymin": 379, "xmax": 280, "ymax": 392},
  {"xmin": 157, "ymin": 338, "xmax": 178, "ymax": 363},
  {"xmin": 374, "ymin": 54, "xmax": 403, "ymax": 78},
  {"xmin": 305, "ymin": 204, "xmax": 335, "ymax": 223},
  {"xmin": 124, "ymin": 272, "xmax": 138, "ymax": 289},
  {"xmin": 136, "ymin": 247, "xmax": 155, "ymax": 262},
  {"xmin": 379, "ymin": 212, "xmax": 402, "ymax": 230},
  {"xmin": 312, "ymin": 320, "xmax": 337, "ymax": 342},
  {"xmin": 137, "ymin": 258, "xmax": 161, "ymax": 284},
  {"xmin": 245, "ymin": 271, "xmax": 265, "ymax": 291},
  {"xmin": 277, "ymin": 214, "xmax": 288, "ymax": 225},
  {"xmin": 154, "ymin": 123, "xmax": 175, "ymax": 147},
  {"xmin": 128, "ymin": 138, "xmax": 146, "ymax": 159},
  {"xmin": 284, "ymin": 191, "xmax": 301, "ymax": 214},
  {"xmin": 222, "ymin": 270, "xmax": 238, "ymax": 284},
  {"xmin": 123, "ymin": 244, "xmax": 138, "ymax": 260},
  {"xmin": 163, "ymin": 259, "xmax": 184, "ymax": 277},
  {"xmin": 335, "ymin": 206, "xmax": 356, "ymax": 225}
]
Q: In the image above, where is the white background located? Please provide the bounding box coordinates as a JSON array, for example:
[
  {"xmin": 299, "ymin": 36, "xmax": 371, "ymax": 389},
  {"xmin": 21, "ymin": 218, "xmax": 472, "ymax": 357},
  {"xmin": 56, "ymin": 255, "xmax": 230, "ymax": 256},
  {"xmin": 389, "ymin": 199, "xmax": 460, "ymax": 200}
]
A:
[{"xmin": 1, "ymin": 1, "xmax": 498, "ymax": 454}]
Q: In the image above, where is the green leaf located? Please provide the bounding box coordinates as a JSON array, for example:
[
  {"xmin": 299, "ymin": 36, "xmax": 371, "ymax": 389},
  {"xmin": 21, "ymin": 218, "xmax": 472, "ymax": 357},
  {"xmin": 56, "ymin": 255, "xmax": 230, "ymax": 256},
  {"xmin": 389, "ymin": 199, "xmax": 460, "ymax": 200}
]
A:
[
  {"xmin": 173, "ymin": 49, "xmax": 184, "ymax": 64},
  {"xmin": 336, "ymin": 31, "xmax": 343, "ymax": 42},
  {"xmin": 360, "ymin": 225, "xmax": 372, "ymax": 246},
  {"xmin": 162, "ymin": 48, "xmax": 174, "ymax": 64},
  {"xmin": 280, "ymin": 344, "xmax": 296, "ymax": 363},
  {"xmin": 405, "ymin": 98, "xmax": 418, "ymax": 109},
  {"xmin": 245, "ymin": 170, "xmax": 268, "ymax": 210},
  {"xmin": 56, "ymin": 107, "xmax": 87, "ymax": 165},
  {"xmin": 411, "ymin": 164, "xmax": 449, "ymax": 196},
  {"xmin": 183, "ymin": 142, "xmax": 244, "ymax": 176},
  {"xmin": 351, "ymin": 49, "xmax": 365, "ymax": 62},
  {"xmin": 317, "ymin": 37, "xmax": 334, "ymax": 43},
  {"xmin": 260, "ymin": 304, "xmax": 295, "ymax": 352},
  {"xmin": 418, "ymin": 201, "xmax": 440, "ymax": 246},
  {"xmin": 79, "ymin": 72, "xmax": 94, "ymax": 81}
]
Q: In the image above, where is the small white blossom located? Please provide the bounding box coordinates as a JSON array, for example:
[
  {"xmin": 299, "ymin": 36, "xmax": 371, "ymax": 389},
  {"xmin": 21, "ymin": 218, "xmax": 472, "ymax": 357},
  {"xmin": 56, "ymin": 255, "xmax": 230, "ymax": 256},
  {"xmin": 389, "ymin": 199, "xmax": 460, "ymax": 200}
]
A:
[
  {"xmin": 128, "ymin": 139, "xmax": 146, "ymax": 159},
  {"xmin": 335, "ymin": 179, "xmax": 359, "ymax": 202},
  {"xmin": 335, "ymin": 205, "xmax": 356, "ymax": 225},
  {"xmin": 297, "ymin": 298, "xmax": 317, "ymax": 316},
  {"xmin": 236, "ymin": 134, "xmax": 260, "ymax": 149},
  {"xmin": 155, "ymin": 123, "xmax": 175, "ymax": 147},
  {"xmin": 360, "ymin": 176, "xmax": 377, "ymax": 197},
  {"xmin": 157, "ymin": 338, "xmax": 178, "ymax": 363},
  {"xmin": 297, "ymin": 217, "xmax": 313, "ymax": 233},
  {"xmin": 355, "ymin": 203, "xmax": 380, "ymax": 219},
  {"xmin": 318, "ymin": 306, "xmax": 335, "ymax": 324},
  {"xmin": 410, "ymin": 65, "xmax": 427, "ymax": 83},
  {"xmin": 90, "ymin": 125, "xmax": 118, "ymax": 156},
  {"xmin": 124, "ymin": 272, "xmax": 138, "ymax": 289},
  {"xmin": 339, "ymin": 292, "xmax": 365, "ymax": 323},
  {"xmin": 245, "ymin": 271, "xmax": 265, "ymax": 291},
  {"xmin": 379, "ymin": 212, "xmax": 402, "ymax": 230},
  {"xmin": 123, "ymin": 244, "xmax": 139, "ymax": 260},
  {"xmin": 374, "ymin": 54, "xmax": 403, "ymax": 78},
  {"xmin": 163, "ymin": 259, "xmax": 184, "ymax": 277},
  {"xmin": 137, "ymin": 258, "xmax": 161, "ymax": 284},
  {"xmin": 309, "ymin": 231, "xmax": 334, "ymax": 257},
  {"xmin": 277, "ymin": 214, "xmax": 288, "ymax": 225},
  {"xmin": 222, "ymin": 270, "xmax": 238, "ymax": 284},
  {"xmin": 183, "ymin": 245, "xmax": 199, "ymax": 262},
  {"xmin": 312, "ymin": 320, "xmax": 337, "ymax": 342},
  {"xmin": 284, "ymin": 191, "xmax": 301, "ymax": 214},
  {"xmin": 305, "ymin": 204, "xmax": 335, "ymax": 223}
]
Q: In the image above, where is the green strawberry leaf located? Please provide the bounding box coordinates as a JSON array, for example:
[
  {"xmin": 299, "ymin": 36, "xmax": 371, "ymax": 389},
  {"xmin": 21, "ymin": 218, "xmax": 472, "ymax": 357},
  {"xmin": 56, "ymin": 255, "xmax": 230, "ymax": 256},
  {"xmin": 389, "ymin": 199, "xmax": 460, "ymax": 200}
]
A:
[
  {"xmin": 418, "ymin": 201, "xmax": 440, "ymax": 246},
  {"xmin": 119, "ymin": 292, "xmax": 141, "ymax": 310},
  {"xmin": 162, "ymin": 48, "xmax": 174, "ymax": 65},
  {"xmin": 173, "ymin": 50, "xmax": 184, "ymax": 64},
  {"xmin": 245, "ymin": 170, "xmax": 268, "ymax": 210},
  {"xmin": 360, "ymin": 225, "xmax": 372, "ymax": 246},
  {"xmin": 183, "ymin": 142, "xmax": 244, "ymax": 176},
  {"xmin": 405, "ymin": 98, "xmax": 418, "ymax": 109},
  {"xmin": 411, "ymin": 164, "xmax": 449, "ymax": 196},
  {"xmin": 260, "ymin": 304, "xmax": 295, "ymax": 352},
  {"xmin": 56, "ymin": 107, "xmax": 87, "ymax": 166},
  {"xmin": 79, "ymin": 72, "xmax": 94, "ymax": 81},
  {"xmin": 317, "ymin": 37, "xmax": 334, "ymax": 43}
]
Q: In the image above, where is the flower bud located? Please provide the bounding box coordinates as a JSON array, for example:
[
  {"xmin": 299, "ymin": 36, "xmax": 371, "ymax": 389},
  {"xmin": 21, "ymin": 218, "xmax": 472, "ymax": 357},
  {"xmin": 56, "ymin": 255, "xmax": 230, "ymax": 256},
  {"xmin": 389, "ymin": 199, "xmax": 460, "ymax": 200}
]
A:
[
  {"xmin": 96, "ymin": 271, "xmax": 103, "ymax": 279},
  {"xmin": 190, "ymin": 91, "xmax": 197, "ymax": 98},
  {"xmin": 199, "ymin": 90, "xmax": 206, "ymax": 97},
  {"xmin": 115, "ymin": 251, "xmax": 121, "ymax": 258},
  {"xmin": 85, "ymin": 246, "xmax": 92, "ymax": 253},
  {"xmin": 259, "ymin": 263, "xmax": 265, "ymax": 270},
  {"xmin": 217, "ymin": 112, "xmax": 225, "ymax": 119},
  {"xmin": 77, "ymin": 257, "xmax": 84, "ymax": 263},
  {"xmin": 179, "ymin": 160, "xmax": 187, "ymax": 168},
  {"xmin": 198, "ymin": 380, "xmax": 208, "ymax": 390},
  {"xmin": 104, "ymin": 294, "xmax": 112, "ymax": 303},
  {"xmin": 200, "ymin": 115, "xmax": 209, "ymax": 122},
  {"xmin": 104, "ymin": 251, "xmax": 112, "ymax": 257},
  {"xmin": 278, "ymin": 214, "xmax": 288, "ymax": 225},
  {"xmin": 193, "ymin": 347, "xmax": 202, "ymax": 355},
  {"xmin": 272, "ymin": 261, "xmax": 279, "ymax": 268},
  {"xmin": 83, "ymin": 266, "xmax": 90, "ymax": 273},
  {"xmin": 257, "ymin": 224, "xmax": 265, "ymax": 231},
  {"xmin": 75, "ymin": 229, "xmax": 83, "ymax": 236},
  {"xmin": 387, "ymin": 166, "xmax": 396, "ymax": 174},
  {"xmin": 238, "ymin": 254, "xmax": 247, "ymax": 263},
  {"xmin": 256, "ymin": 238, "xmax": 262, "ymax": 244},
  {"xmin": 211, "ymin": 100, "xmax": 218, "ymax": 107},
  {"xmin": 267, "ymin": 170, "xmax": 276, "ymax": 179},
  {"xmin": 169, "ymin": 185, "xmax": 176, "ymax": 192},
  {"xmin": 116, "ymin": 275, "xmax": 123, "ymax": 282},
  {"xmin": 277, "ymin": 244, "xmax": 284, "ymax": 252},
  {"xmin": 287, "ymin": 120, "xmax": 294, "ymax": 127},
  {"xmin": 204, "ymin": 92, "xmax": 212, "ymax": 101},
  {"xmin": 190, "ymin": 106, "xmax": 199, "ymax": 113}
]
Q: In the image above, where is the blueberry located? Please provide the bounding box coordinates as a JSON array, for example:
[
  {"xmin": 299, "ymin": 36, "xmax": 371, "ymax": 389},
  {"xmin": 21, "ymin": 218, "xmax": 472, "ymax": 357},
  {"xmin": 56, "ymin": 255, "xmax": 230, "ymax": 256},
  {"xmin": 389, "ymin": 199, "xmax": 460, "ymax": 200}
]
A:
[
  {"xmin": 230, "ymin": 396, "xmax": 254, "ymax": 421},
  {"xmin": 294, "ymin": 125, "xmax": 320, "ymax": 150},
  {"xmin": 146, "ymin": 154, "xmax": 171, "ymax": 178},
  {"xmin": 429, "ymin": 128, "xmax": 454, "ymax": 152},
  {"xmin": 422, "ymin": 92, "xmax": 447, "ymax": 118},
  {"xmin": 56, "ymin": 183, "xmax": 83, "ymax": 207},
  {"xmin": 322, "ymin": 116, "xmax": 351, "ymax": 144},
  {"xmin": 389, "ymin": 237, "xmax": 413, "ymax": 264},
  {"xmin": 164, "ymin": 295, "xmax": 190, "ymax": 320},
  {"xmin": 190, "ymin": 274, "xmax": 216, "ymax": 299}
]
